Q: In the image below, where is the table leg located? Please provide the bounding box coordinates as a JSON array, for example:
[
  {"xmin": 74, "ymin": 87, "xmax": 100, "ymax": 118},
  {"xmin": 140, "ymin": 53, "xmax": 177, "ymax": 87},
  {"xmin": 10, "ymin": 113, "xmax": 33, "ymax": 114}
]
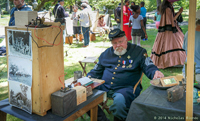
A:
[
  {"xmin": 90, "ymin": 105, "xmax": 98, "ymax": 121},
  {"xmin": 0, "ymin": 110, "xmax": 7, "ymax": 121}
]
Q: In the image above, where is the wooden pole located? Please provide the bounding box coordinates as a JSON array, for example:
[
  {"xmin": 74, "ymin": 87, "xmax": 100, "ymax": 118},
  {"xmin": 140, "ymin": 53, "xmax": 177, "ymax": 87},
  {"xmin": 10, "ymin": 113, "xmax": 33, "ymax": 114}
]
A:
[
  {"xmin": 186, "ymin": 0, "xmax": 196, "ymax": 120},
  {"xmin": 121, "ymin": 0, "xmax": 123, "ymax": 30}
]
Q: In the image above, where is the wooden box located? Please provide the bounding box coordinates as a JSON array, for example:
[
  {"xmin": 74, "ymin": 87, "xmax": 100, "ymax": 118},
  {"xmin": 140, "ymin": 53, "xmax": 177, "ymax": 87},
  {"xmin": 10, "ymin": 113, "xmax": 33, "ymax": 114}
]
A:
[
  {"xmin": 167, "ymin": 85, "xmax": 184, "ymax": 102},
  {"xmin": 86, "ymin": 86, "xmax": 93, "ymax": 97},
  {"xmin": 90, "ymin": 33, "xmax": 96, "ymax": 41},
  {"xmin": 15, "ymin": 11, "xmax": 38, "ymax": 26},
  {"xmin": 51, "ymin": 89, "xmax": 77, "ymax": 117},
  {"xmin": 79, "ymin": 34, "xmax": 83, "ymax": 42},
  {"xmin": 5, "ymin": 23, "xmax": 65, "ymax": 116},
  {"xmin": 65, "ymin": 36, "xmax": 73, "ymax": 44},
  {"xmin": 72, "ymin": 86, "xmax": 87, "ymax": 105}
]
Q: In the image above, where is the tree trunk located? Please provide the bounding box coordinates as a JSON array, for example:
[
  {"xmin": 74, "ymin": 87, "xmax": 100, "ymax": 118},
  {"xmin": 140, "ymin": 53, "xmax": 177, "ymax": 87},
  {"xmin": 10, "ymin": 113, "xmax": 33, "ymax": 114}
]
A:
[
  {"xmin": 6, "ymin": 0, "xmax": 10, "ymax": 13},
  {"xmin": 70, "ymin": 5, "xmax": 72, "ymax": 13},
  {"xmin": 0, "ymin": 5, "xmax": 1, "ymax": 18},
  {"xmin": 35, "ymin": 0, "xmax": 47, "ymax": 11},
  {"xmin": 157, "ymin": 0, "xmax": 161, "ymax": 6}
]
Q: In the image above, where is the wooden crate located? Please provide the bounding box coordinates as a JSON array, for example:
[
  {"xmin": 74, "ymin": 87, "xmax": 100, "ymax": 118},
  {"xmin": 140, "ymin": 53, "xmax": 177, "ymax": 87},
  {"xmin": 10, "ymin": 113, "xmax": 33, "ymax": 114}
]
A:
[
  {"xmin": 15, "ymin": 11, "xmax": 38, "ymax": 26},
  {"xmin": 90, "ymin": 33, "xmax": 96, "ymax": 41},
  {"xmin": 65, "ymin": 36, "xmax": 73, "ymax": 44},
  {"xmin": 5, "ymin": 23, "xmax": 65, "ymax": 116},
  {"xmin": 72, "ymin": 86, "xmax": 87, "ymax": 105}
]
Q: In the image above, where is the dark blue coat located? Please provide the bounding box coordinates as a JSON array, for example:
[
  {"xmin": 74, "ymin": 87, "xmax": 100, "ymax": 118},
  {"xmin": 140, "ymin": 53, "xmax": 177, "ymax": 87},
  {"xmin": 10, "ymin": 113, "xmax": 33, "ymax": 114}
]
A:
[
  {"xmin": 53, "ymin": 3, "xmax": 69, "ymax": 19},
  {"xmin": 9, "ymin": 5, "xmax": 32, "ymax": 26},
  {"xmin": 87, "ymin": 42, "xmax": 159, "ymax": 108}
]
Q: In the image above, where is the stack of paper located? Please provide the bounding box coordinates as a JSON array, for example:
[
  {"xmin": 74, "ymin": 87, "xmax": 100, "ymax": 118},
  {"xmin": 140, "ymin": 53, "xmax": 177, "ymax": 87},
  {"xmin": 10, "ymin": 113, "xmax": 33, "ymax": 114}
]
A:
[{"xmin": 77, "ymin": 77, "xmax": 93, "ymax": 86}]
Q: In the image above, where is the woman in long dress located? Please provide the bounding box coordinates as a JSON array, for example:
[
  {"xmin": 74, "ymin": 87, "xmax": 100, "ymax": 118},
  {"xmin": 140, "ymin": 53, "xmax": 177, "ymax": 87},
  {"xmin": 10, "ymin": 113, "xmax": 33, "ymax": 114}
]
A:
[
  {"xmin": 150, "ymin": 0, "xmax": 186, "ymax": 69},
  {"xmin": 123, "ymin": 0, "xmax": 132, "ymax": 41}
]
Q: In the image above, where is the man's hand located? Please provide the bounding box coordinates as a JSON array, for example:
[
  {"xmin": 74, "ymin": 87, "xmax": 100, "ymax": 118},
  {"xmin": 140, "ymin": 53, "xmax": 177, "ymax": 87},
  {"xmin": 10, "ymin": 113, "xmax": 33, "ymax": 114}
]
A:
[{"xmin": 153, "ymin": 71, "xmax": 164, "ymax": 79}]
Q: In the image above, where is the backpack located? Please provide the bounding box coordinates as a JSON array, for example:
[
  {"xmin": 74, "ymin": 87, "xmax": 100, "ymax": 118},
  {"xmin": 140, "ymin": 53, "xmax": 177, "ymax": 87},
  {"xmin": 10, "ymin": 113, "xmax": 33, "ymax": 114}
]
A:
[{"xmin": 115, "ymin": 8, "xmax": 121, "ymax": 23}]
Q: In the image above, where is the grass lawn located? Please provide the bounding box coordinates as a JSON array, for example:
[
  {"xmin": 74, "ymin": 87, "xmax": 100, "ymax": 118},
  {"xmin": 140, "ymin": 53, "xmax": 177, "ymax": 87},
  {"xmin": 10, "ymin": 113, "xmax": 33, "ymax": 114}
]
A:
[
  {"xmin": 0, "ymin": 24, "xmax": 188, "ymax": 120},
  {"xmin": 0, "ymin": 14, "xmax": 9, "ymax": 26}
]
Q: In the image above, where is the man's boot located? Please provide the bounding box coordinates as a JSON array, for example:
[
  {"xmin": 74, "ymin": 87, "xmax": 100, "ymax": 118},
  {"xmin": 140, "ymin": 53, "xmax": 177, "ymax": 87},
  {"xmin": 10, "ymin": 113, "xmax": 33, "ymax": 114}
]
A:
[
  {"xmin": 114, "ymin": 116, "xmax": 126, "ymax": 121},
  {"xmin": 87, "ymin": 106, "xmax": 110, "ymax": 121}
]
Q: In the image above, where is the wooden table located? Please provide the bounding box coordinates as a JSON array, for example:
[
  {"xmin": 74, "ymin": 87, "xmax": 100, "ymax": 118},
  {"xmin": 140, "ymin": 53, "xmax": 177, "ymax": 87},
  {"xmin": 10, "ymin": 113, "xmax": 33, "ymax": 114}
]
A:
[
  {"xmin": 65, "ymin": 77, "xmax": 105, "ymax": 89},
  {"xmin": 126, "ymin": 86, "xmax": 200, "ymax": 121},
  {"xmin": 0, "ymin": 89, "xmax": 105, "ymax": 121}
]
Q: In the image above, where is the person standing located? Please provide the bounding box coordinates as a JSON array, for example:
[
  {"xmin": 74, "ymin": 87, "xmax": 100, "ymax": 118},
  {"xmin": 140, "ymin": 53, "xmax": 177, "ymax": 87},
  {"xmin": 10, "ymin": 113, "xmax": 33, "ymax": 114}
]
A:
[
  {"xmin": 114, "ymin": 3, "xmax": 121, "ymax": 29},
  {"xmin": 154, "ymin": 5, "xmax": 161, "ymax": 29},
  {"xmin": 150, "ymin": 0, "xmax": 186, "ymax": 69},
  {"xmin": 123, "ymin": 0, "xmax": 132, "ymax": 41},
  {"xmin": 9, "ymin": 0, "xmax": 32, "ymax": 26},
  {"xmin": 53, "ymin": 0, "xmax": 69, "ymax": 19},
  {"xmin": 81, "ymin": 0, "xmax": 92, "ymax": 11},
  {"xmin": 130, "ymin": 2, "xmax": 135, "ymax": 11},
  {"xmin": 182, "ymin": 10, "xmax": 200, "ymax": 83},
  {"xmin": 53, "ymin": 0, "xmax": 69, "ymax": 45},
  {"xmin": 79, "ymin": 3, "xmax": 90, "ymax": 47},
  {"xmin": 140, "ymin": 1, "xmax": 147, "ymax": 40},
  {"xmin": 71, "ymin": 5, "xmax": 82, "ymax": 44},
  {"xmin": 129, "ymin": 5, "xmax": 148, "ymax": 46}
]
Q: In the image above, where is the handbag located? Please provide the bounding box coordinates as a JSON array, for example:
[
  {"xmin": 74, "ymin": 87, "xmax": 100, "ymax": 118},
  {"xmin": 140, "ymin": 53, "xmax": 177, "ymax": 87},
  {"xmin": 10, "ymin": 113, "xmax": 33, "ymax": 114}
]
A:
[
  {"xmin": 175, "ymin": 13, "xmax": 183, "ymax": 23},
  {"xmin": 54, "ymin": 5, "xmax": 66, "ymax": 24}
]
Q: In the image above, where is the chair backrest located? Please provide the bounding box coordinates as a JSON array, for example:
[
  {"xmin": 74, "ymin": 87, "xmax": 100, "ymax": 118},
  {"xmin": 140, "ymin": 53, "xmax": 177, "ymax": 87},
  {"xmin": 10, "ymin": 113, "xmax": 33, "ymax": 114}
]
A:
[
  {"xmin": 103, "ymin": 14, "xmax": 110, "ymax": 27},
  {"xmin": 90, "ymin": 11, "xmax": 99, "ymax": 32},
  {"xmin": 133, "ymin": 73, "xmax": 144, "ymax": 94}
]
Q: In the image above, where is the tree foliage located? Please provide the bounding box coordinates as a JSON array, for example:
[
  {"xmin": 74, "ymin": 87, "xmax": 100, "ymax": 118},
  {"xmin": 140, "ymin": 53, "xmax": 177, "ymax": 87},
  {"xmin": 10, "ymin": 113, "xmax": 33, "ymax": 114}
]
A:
[{"xmin": 0, "ymin": 0, "xmax": 200, "ymax": 13}]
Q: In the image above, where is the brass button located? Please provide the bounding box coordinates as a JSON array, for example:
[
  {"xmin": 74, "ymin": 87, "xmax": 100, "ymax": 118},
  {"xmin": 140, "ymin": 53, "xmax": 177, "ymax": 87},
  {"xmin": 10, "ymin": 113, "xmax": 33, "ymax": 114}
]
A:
[
  {"xmin": 115, "ymin": 67, "xmax": 117, "ymax": 70},
  {"xmin": 112, "ymin": 77, "xmax": 114, "ymax": 79},
  {"xmin": 117, "ymin": 64, "xmax": 120, "ymax": 67},
  {"xmin": 111, "ymin": 82, "xmax": 113, "ymax": 84},
  {"xmin": 113, "ymin": 72, "xmax": 116, "ymax": 74},
  {"xmin": 118, "ymin": 60, "xmax": 121, "ymax": 62},
  {"xmin": 119, "ymin": 56, "xmax": 121, "ymax": 58}
]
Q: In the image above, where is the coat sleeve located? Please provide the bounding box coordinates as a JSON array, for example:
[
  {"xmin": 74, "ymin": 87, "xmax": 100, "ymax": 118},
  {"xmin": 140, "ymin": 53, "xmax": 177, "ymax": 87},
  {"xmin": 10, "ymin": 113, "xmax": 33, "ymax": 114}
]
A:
[
  {"xmin": 140, "ymin": 49, "xmax": 159, "ymax": 79},
  {"xmin": 86, "ymin": 56, "xmax": 105, "ymax": 79}
]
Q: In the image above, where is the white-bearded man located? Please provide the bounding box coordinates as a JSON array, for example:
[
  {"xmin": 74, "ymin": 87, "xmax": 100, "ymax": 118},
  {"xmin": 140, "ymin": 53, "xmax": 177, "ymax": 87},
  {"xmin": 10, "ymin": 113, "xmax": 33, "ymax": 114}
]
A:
[{"xmin": 87, "ymin": 28, "xmax": 164, "ymax": 121}]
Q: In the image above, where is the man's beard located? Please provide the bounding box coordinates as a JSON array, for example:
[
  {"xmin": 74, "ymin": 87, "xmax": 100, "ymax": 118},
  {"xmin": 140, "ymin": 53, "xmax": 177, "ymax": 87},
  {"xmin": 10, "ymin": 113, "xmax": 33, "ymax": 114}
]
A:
[
  {"xmin": 15, "ymin": 2, "xmax": 23, "ymax": 8},
  {"xmin": 114, "ymin": 47, "xmax": 127, "ymax": 56}
]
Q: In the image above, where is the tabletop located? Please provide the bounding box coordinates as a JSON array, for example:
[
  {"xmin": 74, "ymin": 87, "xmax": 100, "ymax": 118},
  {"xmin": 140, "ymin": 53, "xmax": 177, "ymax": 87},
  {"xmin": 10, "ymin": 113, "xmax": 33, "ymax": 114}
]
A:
[
  {"xmin": 0, "ymin": 89, "xmax": 105, "ymax": 121},
  {"xmin": 126, "ymin": 86, "xmax": 200, "ymax": 121}
]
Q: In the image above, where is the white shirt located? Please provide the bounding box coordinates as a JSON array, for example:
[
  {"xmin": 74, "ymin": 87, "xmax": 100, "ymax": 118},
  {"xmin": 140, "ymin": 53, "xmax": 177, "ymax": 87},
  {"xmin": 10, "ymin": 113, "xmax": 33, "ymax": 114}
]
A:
[
  {"xmin": 129, "ymin": 15, "xmax": 143, "ymax": 29},
  {"xmin": 79, "ymin": 8, "xmax": 90, "ymax": 27}
]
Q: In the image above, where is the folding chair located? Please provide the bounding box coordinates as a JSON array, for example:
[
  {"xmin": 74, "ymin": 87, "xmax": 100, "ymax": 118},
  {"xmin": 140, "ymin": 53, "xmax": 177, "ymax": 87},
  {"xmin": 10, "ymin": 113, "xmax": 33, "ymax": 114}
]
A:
[
  {"xmin": 100, "ymin": 73, "xmax": 144, "ymax": 114},
  {"xmin": 79, "ymin": 57, "xmax": 98, "ymax": 76}
]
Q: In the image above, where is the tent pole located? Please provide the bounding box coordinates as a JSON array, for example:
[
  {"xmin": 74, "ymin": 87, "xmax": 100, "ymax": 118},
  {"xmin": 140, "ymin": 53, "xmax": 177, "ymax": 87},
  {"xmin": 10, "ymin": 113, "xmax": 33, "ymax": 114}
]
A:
[
  {"xmin": 186, "ymin": 0, "xmax": 196, "ymax": 121},
  {"xmin": 121, "ymin": 0, "xmax": 123, "ymax": 30}
]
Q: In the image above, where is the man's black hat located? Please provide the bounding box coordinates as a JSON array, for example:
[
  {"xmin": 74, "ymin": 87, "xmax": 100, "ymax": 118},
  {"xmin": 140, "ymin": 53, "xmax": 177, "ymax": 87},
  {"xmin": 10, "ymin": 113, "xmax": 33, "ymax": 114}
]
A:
[{"xmin": 109, "ymin": 29, "xmax": 125, "ymax": 41}]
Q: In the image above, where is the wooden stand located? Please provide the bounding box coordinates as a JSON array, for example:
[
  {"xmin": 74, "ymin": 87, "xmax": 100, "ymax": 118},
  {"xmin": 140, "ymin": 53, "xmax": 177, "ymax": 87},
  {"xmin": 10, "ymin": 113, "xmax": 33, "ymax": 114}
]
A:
[{"xmin": 5, "ymin": 23, "xmax": 65, "ymax": 116}]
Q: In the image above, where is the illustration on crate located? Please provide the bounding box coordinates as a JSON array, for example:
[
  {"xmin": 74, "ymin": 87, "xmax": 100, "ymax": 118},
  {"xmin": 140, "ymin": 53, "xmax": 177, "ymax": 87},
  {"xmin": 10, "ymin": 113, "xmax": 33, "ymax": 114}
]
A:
[
  {"xmin": 7, "ymin": 30, "xmax": 32, "ymax": 59},
  {"xmin": 9, "ymin": 80, "xmax": 32, "ymax": 114},
  {"xmin": 8, "ymin": 56, "xmax": 32, "ymax": 86}
]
